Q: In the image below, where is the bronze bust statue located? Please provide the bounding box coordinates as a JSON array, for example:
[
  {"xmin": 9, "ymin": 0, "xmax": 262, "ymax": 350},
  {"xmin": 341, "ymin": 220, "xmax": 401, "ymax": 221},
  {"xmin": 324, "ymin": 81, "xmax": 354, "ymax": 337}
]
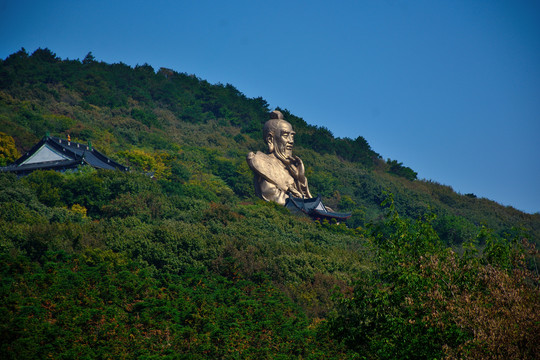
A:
[{"xmin": 247, "ymin": 110, "xmax": 312, "ymax": 205}]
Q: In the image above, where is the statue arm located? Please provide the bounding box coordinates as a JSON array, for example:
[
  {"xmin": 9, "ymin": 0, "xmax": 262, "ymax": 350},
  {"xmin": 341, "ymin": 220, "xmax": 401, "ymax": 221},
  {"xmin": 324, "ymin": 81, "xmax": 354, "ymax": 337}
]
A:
[
  {"xmin": 258, "ymin": 178, "xmax": 291, "ymax": 205},
  {"xmin": 295, "ymin": 178, "xmax": 312, "ymax": 199}
]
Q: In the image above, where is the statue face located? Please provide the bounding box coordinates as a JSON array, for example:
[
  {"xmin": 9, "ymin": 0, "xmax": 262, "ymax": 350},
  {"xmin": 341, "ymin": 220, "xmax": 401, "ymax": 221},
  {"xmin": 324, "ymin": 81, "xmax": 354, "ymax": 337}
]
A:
[{"xmin": 273, "ymin": 121, "xmax": 295, "ymax": 160}]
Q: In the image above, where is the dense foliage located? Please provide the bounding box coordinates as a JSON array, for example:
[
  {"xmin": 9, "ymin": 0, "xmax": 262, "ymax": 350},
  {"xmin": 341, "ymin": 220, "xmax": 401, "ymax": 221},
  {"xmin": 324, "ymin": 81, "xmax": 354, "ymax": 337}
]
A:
[
  {"xmin": 1, "ymin": 48, "xmax": 539, "ymax": 358},
  {"xmin": 328, "ymin": 195, "xmax": 539, "ymax": 359}
]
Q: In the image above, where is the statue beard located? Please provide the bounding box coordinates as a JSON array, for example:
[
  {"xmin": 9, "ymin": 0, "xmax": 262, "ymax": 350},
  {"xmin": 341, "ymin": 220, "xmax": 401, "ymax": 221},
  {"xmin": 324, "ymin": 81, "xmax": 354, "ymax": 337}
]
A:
[{"xmin": 273, "ymin": 143, "xmax": 293, "ymax": 165}]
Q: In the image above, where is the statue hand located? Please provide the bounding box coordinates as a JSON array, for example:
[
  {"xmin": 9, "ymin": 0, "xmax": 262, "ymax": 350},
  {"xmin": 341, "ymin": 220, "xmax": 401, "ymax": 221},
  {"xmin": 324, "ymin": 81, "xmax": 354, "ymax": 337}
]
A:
[{"xmin": 290, "ymin": 156, "xmax": 306, "ymax": 184}]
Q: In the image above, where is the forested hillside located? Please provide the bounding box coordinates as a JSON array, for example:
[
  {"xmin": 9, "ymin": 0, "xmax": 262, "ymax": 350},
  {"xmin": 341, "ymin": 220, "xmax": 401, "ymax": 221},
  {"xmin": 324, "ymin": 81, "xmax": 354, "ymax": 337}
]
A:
[{"xmin": 1, "ymin": 48, "xmax": 539, "ymax": 359}]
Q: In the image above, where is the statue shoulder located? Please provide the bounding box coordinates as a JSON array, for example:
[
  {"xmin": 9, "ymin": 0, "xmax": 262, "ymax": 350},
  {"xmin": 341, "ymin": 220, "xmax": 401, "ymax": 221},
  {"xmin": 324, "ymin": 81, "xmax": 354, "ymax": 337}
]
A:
[
  {"xmin": 247, "ymin": 151, "xmax": 270, "ymax": 162},
  {"xmin": 247, "ymin": 151, "xmax": 273, "ymax": 173}
]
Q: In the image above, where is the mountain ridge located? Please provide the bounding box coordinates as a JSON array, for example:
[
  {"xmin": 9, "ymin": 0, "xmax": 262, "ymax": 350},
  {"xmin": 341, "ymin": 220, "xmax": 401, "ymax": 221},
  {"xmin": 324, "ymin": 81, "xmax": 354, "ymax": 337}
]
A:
[{"xmin": 1, "ymin": 47, "xmax": 538, "ymax": 242}]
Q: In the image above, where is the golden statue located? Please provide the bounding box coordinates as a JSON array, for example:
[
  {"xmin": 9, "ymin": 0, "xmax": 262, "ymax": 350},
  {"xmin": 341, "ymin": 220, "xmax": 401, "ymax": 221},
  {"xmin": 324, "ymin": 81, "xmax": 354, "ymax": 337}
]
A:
[{"xmin": 247, "ymin": 110, "xmax": 312, "ymax": 205}]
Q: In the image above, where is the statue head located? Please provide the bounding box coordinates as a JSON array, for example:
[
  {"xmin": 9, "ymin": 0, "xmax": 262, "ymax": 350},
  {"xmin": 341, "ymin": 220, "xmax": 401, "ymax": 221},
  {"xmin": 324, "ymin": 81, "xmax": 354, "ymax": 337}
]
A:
[{"xmin": 263, "ymin": 111, "xmax": 295, "ymax": 162}]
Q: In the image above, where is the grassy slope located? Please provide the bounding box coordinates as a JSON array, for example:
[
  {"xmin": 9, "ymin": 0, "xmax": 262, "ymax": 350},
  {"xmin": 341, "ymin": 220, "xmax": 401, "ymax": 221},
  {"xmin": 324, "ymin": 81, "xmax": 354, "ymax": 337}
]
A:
[{"xmin": 1, "ymin": 48, "xmax": 539, "ymax": 359}]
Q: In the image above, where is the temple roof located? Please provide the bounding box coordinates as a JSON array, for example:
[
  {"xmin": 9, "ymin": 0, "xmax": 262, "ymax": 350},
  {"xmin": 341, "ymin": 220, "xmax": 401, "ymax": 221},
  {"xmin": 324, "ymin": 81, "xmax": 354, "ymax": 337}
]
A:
[
  {"xmin": 285, "ymin": 195, "xmax": 352, "ymax": 222},
  {"xmin": 1, "ymin": 136, "xmax": 129, "ymax": 175}
]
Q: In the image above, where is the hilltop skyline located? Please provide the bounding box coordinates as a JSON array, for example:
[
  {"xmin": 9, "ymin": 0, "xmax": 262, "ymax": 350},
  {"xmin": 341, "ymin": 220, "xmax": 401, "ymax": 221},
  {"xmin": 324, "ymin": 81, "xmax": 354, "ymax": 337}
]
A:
[{"xmin": 1, "ymin": 0, "xmax": 539, "ymax": 213}]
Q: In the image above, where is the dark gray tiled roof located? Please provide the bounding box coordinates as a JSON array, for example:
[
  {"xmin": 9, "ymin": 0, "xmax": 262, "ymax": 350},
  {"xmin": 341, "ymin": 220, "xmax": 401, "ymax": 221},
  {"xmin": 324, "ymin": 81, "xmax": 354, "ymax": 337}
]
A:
[
  {"xmin": 1, "ymin": 136, "xmax": 128, "ymax": 174},
  {"xmin": 285, "ymin": 195, "xmax": 352, "ymax": 221}
]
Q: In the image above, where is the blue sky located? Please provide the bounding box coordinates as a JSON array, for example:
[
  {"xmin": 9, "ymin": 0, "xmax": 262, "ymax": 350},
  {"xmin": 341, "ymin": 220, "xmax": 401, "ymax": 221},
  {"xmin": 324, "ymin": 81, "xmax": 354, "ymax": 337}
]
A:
[{"xmin": 1, "ymin": 0, "xmax": 539, "ymax": 214}]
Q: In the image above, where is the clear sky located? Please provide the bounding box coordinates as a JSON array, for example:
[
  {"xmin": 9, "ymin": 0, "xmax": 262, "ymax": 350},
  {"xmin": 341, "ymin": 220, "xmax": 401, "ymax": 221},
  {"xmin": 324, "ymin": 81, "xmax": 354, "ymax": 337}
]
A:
[{"xmin": 1, "ymin": 0, "xmax": 539, "ymax": 214}]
